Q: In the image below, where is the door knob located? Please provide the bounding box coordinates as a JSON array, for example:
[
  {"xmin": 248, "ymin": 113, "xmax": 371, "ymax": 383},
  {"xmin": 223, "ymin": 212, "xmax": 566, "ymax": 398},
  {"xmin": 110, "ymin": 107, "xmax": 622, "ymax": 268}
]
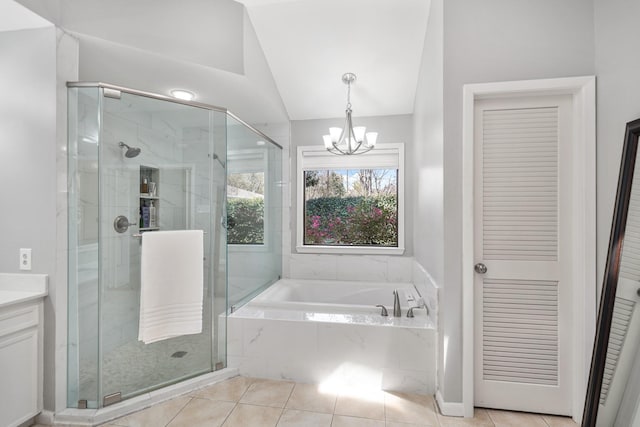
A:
[{"xmin": 474, "ymin": 263, "xmax": 487, "ymax": 274}]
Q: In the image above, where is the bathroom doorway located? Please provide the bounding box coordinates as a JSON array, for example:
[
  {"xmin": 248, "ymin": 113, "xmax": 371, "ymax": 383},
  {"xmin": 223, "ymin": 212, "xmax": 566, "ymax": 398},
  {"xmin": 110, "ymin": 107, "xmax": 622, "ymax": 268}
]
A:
[{"xmin": 460, "ymin": 76, "xmax": 596, "ymax": 420}]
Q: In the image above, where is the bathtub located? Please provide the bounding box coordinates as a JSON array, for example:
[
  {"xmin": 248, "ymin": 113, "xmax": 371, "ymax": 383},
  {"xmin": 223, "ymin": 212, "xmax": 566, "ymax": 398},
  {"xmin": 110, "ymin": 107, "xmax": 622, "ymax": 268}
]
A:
[{"xmin": 226, "ymin": 279, "xmax": 436, "ymax": 394}]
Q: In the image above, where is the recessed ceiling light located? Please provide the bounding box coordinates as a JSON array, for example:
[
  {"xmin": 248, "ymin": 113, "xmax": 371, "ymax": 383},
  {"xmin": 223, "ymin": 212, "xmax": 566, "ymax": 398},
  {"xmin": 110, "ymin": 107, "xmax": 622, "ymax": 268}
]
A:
[
  {"xmin": 256, "ymin": 140, "xmax": 266, "ymax": 146},
  {"xmin": 171, "ymin": 89, "xmax": 195, "ymax": 101}
]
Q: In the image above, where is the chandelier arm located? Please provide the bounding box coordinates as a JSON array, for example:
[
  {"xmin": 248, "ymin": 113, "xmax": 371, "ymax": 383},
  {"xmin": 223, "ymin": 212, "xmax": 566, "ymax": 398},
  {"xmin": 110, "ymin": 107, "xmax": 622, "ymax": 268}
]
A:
[{"xmin": 330, "ymin": 142, "xmax": 350, "ymax": 155}]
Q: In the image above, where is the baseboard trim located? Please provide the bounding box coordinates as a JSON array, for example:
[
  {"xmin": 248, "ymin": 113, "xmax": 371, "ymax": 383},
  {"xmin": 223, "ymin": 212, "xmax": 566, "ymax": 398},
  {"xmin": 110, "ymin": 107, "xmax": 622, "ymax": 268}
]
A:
[
  {"xmin": 36, "ymin": 410, "xmax": 55, "ymax": 425},
  {"xmin": 49, "ymin": 368, "xmax": 238, "ymax": 426},
  {"xmin": 436, "ymin": 390, "xmax": 466, "ymax": 417}
]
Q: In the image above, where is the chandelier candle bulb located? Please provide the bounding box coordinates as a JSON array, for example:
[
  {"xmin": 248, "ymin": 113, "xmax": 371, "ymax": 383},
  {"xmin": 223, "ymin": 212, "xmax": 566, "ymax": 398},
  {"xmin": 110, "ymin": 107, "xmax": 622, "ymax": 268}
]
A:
[
  {"xmin": 366, "ymin": 132, "xmax": 378, "ymax": 147},
  {"xmin": 323, "ymin": 135, "xmax": 333, "ymax": 149},
  {"xmin": 329, "ymin": 127, "xmax": 342, "ymax": 142},
  {"xmin": 354, "ymin": 126, "xmax": 366, "ymax": 141}
]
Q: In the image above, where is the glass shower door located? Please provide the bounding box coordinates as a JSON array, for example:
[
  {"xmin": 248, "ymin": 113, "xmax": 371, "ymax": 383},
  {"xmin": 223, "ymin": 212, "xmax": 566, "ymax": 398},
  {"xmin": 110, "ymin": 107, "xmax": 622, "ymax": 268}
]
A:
[
  {"xmin": 226, "ymin": 116, "xmax": 282, "ymax": 311},
  {"xmin": 97, "ymin": 91, "xmax": 226, "ymax": 403}
]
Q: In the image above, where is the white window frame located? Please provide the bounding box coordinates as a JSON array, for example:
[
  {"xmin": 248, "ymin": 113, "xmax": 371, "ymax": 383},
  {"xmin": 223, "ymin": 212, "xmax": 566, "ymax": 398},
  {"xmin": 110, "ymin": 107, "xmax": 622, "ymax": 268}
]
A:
[{"xmin": 296, "ymin": 143, "xmax": 405, "ymax": 255}]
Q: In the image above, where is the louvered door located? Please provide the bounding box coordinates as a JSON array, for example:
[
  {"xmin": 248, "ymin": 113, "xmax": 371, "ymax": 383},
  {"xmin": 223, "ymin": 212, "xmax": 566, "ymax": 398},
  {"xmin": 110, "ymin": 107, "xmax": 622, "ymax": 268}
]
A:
[{"xmin": 474, "ymin": 96, "xmax": 573, "ymax": 415}]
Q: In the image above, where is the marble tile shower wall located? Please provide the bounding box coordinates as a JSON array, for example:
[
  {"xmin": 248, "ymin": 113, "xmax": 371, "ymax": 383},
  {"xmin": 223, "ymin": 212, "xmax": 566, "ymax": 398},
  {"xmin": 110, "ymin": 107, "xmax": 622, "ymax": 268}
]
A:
[{"xmin": 92, "ymin": 106, "xmax": 216, "ymax": 357}]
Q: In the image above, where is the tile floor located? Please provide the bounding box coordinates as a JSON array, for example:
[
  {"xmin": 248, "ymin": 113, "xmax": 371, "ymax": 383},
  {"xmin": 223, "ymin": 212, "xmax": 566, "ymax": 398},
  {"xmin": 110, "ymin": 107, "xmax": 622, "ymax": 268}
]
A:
[{"xmin": 36, "ymin": 376, "xmax": 579, "ymax": 427}]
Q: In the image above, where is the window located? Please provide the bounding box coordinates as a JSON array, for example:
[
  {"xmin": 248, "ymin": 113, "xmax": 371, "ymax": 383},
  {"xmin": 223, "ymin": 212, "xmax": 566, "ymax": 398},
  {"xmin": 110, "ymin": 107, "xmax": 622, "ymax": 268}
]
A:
[
  {"xmin": 227, "ymin": 150, "xmax": 267, "ymax": 245},
  {"xmin": 297, "ymin": 144, "xmax": 404, "ymax": 254}
]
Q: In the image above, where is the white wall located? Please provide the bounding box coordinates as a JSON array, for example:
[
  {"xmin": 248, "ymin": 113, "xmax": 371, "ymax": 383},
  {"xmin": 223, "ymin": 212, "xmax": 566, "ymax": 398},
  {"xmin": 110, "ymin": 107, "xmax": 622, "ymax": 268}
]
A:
[
  {"xmin": 440, "ymin": 0, "xmax": 595, "ymax": 402},
  {"xmin": 413, "ymin": 0, "xmax": 442, "ymax": 291},
  {"xmin": 412, "ymin": 0, "xmax": 444, "ymax": 399},
  {"xmin": 0, "ymin": 27, "xmax": 56, "ymax": 274},
  {"xmin": 287, "ymin": 114, "xmax": 414, "ymax": 277},
  {"xmin": 73, "ymin": 5, "xmax": 289, "ymax": 131},
  {"xmin": 593, "ymin": 0, "xmax": 640, "ymax": 290},
  {"xmin": 0, "ymin": 26, "xmax": 58, "ymax": 410},
  {"xmin": 17, "ymin": 0, "xmax": 291, "ymax": 131}
]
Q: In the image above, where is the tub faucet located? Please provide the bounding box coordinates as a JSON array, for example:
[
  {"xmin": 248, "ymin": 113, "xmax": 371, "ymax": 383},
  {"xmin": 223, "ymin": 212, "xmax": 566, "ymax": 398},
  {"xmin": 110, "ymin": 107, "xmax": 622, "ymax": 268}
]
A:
[
  {"xmin": 407, "ymin": 301, "xmax": 430, "ymax": 318},
  {"xmin": 375, "ymin": 304, "xmax": 388, "ymax": 316},
  {"xmin": 393, "ymin": 290, "xmax": 401, "ymax": 317}
]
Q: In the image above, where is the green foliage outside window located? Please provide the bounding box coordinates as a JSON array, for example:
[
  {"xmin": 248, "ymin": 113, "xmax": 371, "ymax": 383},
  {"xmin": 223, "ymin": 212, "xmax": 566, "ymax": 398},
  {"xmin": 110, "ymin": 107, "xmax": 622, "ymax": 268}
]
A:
[
  {"xmin": 227, "ymin": 198, "xmax": 264, "ymax": 244},
  {"xmin": 303, "ymin": 168, "xmax": 398, "ymax": 247},
  {"xmin": 304, "ymin": 195, "xmax": 398, "ymax": 246}
]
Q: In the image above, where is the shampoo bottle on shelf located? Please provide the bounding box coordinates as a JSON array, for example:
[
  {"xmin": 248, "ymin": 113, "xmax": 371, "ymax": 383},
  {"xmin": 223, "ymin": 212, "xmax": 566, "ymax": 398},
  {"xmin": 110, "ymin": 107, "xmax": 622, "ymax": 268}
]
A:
[
  {"xmin": 141, "ymin": 200, "xmax": 150, "ymax": 228},
  {"xmin": 149, "ymin": 201, "xmax": 157, "ymax": 228}
]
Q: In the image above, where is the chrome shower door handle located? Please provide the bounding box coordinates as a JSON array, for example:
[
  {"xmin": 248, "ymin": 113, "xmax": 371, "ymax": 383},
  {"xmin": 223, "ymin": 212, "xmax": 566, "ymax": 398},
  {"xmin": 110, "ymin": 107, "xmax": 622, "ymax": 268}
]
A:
[{"xmin": 474, "ymin": 263, "xmax": 488, "ymax": 274}]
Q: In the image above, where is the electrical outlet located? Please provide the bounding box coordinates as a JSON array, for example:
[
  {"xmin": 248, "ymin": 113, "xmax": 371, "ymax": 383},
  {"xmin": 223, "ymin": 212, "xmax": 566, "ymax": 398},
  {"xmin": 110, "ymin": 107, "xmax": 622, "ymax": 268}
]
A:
[{"xmin": 19, "ymin": 248, "xmax": 32, "ymax": 270}]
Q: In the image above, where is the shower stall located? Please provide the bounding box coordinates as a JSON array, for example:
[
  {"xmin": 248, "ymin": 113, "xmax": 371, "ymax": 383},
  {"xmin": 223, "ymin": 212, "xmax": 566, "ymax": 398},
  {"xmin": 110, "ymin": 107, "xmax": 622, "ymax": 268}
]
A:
[{"xmin": 66, "ymin": 83, "xmax": 282, "ymax": 409}]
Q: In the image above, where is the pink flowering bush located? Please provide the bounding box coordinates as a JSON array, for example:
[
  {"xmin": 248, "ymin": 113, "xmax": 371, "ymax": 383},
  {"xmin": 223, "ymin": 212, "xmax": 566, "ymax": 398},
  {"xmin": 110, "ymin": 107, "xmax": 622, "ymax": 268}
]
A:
[{"xmin": 304, "ymin": 196, "xmax": 397, "ymax": 246}]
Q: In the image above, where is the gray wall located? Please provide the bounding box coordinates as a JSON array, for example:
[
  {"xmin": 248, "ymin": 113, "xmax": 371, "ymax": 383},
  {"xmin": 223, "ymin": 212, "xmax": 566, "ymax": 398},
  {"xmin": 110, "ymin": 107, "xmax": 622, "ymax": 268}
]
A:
[
  {"xmin": 441, "ymin": 0, "xmax": 595, "ymax": 402},
  {"xmin": 0, "ymin": 26, "xmax": 58, "ymax": 409},
  {"xmin": 593, "ymin": 0, "xmax": 640, "ymax": 289},
  {"xmin": 413, "ymin": 0, "xmax": 443, "ymax": 289},
  {"xmin": 412, "ymin": 0, "xmax": 444, "ymax": 397},
  {"xmin": 0, "ymin": 27, "xmax": 56, "ymax": 275},
  {"xmin": 289, "ymin": 114, "xmax": 414, "ymax": 260},
  {"xmin": 17, "ymin": 0, "xmax": 291, "ymax": 131}
]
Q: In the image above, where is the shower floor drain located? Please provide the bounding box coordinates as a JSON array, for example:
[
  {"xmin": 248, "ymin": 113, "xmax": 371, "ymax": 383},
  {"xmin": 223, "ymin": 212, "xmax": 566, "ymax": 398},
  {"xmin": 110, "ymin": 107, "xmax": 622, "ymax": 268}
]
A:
[{"xmin": 171, "ymin": 351, "xmax": 188, "ymax": 358}]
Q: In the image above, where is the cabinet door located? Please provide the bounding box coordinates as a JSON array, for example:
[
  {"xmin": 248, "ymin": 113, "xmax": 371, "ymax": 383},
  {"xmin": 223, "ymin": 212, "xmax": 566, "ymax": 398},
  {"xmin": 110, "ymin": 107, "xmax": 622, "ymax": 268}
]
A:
[{"xmin": 0, "ymin": 328, "xmax": 39, "ymax": 427}]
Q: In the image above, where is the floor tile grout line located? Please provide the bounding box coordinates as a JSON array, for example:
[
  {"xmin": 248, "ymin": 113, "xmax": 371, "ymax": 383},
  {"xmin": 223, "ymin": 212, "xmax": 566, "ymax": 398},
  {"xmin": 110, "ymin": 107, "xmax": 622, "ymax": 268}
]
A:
[
  {"xmin": 219, "ymin": 401, "xmax": 239, "ymax": 427},
  {"xmin": 162, "ymin": 395, "xmax": 194, "ymax": 427},
  {"xmin": 273, "ymin": 381, "xmax": 294, "ymax": 427},
  {"xmin": 219, "ymin": 377, "xmax": 254, "ymax": 426}
]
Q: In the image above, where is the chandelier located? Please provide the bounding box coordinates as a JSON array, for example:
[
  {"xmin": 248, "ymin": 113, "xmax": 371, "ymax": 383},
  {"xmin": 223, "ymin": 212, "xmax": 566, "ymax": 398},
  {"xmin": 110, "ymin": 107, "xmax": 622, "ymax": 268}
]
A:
[{"xmin": 323, "ymin": 73, "xmax": 378, "ymax": 155}]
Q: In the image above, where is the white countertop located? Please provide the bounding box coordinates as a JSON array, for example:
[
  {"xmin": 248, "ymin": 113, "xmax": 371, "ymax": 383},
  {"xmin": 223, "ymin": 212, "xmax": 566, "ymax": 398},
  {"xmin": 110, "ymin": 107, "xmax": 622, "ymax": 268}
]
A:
[{"xmin": 0, "ymin": 273, "xmax": 48, "ymax": 309}]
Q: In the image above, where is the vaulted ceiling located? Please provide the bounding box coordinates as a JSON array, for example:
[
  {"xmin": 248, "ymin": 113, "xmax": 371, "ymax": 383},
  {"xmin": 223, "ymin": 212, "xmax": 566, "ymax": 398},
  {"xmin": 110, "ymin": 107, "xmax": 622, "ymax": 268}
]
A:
[
  {"xmin": 237, "ymin": 0, "xmax": 430, "ymax": 120},
  {"xmin": 8, "ymin": 0, "xmax": 430, "ymax": 122}
]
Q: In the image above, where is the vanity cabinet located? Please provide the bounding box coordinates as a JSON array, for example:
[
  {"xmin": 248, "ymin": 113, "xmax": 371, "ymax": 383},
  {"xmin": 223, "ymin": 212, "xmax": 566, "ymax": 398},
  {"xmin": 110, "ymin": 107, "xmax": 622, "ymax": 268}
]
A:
[{"xmin": 0, "ymin": 274, "xmax": 47, "ymax": 427}]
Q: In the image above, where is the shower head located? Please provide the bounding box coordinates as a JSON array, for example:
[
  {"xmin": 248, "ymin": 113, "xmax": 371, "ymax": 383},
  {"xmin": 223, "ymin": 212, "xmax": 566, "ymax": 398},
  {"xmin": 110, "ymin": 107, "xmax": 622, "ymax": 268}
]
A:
[{"xmin": 119, "ymin": 141, "xmax": 141, "ymax": 158}]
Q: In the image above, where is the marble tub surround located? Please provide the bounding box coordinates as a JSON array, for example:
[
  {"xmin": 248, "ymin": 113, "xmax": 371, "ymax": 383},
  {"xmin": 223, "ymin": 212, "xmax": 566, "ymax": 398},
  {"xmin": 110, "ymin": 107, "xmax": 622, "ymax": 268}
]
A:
[
  {"xmin": 288, "ymin": 254, "xmax": 413, "ymax": 283},
  {"xmin": 0, "ymin": 273, "xmax": 48, "ymax": 308},
  {"xmin": 227, "ymin": 278, "xmax": 436, "ymax": 394},
  {"xmin": 228, "ymin": 315, "xmax": 435, "ymax": 394},
  {"xmin": 34, "ymin": 376, "xmax": 578, "ymax": 427}
]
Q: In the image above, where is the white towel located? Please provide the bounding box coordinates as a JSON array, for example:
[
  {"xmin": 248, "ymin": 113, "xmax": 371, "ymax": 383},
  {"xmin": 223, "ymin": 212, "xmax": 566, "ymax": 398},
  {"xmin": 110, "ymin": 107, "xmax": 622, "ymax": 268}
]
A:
[{"xmin": 139, "ymin": 230, "xmax": 204, "ymax": 344}]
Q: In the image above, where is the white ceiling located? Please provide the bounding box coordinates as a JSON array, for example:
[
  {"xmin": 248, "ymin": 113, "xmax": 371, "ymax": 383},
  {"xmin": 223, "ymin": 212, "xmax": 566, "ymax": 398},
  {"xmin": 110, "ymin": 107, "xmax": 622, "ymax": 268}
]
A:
[
  {"xmin": 7, "ymin": 0, "xmax": 430, "ymax": 122},
  {"xmin": 0, "ymin": 0, "xmax": 51, "ymax": 32},
  {"xmin": 238, "ymin": 0, "xmax": 430, "ymax": 120}
]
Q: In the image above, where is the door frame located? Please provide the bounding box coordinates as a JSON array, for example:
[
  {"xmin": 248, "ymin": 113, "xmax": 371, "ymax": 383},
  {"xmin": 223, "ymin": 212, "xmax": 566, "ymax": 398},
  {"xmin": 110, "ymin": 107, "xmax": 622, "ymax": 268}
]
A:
[{"xmin": 460, "ymin": 76, "xmax": 596, "ymax": 421}]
